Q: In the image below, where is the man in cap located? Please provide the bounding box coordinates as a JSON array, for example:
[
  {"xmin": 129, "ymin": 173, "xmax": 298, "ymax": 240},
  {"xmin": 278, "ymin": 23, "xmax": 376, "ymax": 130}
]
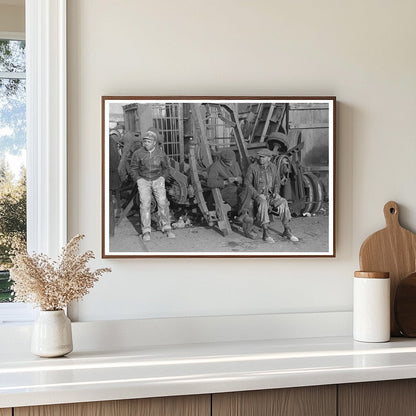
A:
[
  {"xmin": 109, "ymin": 130, "xmax": 122, "ymax": 192},
  {"xmin": 207, "ymin": 149, "xmax": 256, "ymax": 239},
  {"xmin": 244, "ymin": 148, "xmax": 299, "ymax": 243},
  {"xmin": 130, "ymin": 129, "xmax": 175, "ymax": 242},
  {"xmin": 207, "ymin": 149, "xmax": 242, "ymax": 208},
  {"xmin": 118, "ymin": 130, "xmax": 142, "ymax": 182}
]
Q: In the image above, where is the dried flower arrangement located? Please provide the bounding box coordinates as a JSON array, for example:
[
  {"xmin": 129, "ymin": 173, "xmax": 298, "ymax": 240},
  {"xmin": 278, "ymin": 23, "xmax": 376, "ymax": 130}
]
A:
[{"xmin": 10, "ymin": 234, "xmax": 111, "ymax": 311}]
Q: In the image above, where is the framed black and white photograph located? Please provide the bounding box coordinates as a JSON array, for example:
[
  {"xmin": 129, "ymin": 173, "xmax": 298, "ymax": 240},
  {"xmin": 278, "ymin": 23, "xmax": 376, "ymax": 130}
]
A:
[{"xmin": 102, "ymin": 96, "xmax": 336, "ymax": 258}]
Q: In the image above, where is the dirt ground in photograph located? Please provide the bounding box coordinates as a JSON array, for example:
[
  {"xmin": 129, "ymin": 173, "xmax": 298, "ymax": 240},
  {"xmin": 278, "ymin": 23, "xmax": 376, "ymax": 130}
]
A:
[{"xmin": 109, "ymin": 213, "xmax": 330, "ymax": 254}]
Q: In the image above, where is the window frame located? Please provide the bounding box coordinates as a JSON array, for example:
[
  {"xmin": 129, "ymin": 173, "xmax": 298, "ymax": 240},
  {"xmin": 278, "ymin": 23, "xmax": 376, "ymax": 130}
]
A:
[
  {"xmin": 0, "ymin": 0, "xmax": 67, "ymax": 323},
  {"xmin": 26, "ymin": 0, "xmax": 67, "ymax": 257}
]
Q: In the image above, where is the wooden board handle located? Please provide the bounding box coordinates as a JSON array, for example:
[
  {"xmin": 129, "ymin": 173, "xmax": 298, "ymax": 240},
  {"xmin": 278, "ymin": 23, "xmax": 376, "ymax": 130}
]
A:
[{"xmin": 384, "ymin": 201, "xmax": 400, "ymax": 228}]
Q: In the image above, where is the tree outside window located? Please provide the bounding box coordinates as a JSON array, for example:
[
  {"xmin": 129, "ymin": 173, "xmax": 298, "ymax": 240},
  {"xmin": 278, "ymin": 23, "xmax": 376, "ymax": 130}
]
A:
[{"xmin": 0, "ymin": 38, "xmax": 27, "ymax": 302}]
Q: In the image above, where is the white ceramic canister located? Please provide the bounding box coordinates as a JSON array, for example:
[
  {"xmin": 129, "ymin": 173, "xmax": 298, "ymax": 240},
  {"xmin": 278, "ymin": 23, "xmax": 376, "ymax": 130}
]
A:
[{"xmin": 353, "ymin": 271, "xmax": 390, "ymax": 342}]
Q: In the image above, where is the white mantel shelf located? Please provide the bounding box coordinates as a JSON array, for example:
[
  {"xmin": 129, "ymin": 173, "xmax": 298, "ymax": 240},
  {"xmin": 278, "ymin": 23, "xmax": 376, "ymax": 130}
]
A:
[{"xmin": 2, "ymin": 335, "xmax": 416, "ymax": 409}]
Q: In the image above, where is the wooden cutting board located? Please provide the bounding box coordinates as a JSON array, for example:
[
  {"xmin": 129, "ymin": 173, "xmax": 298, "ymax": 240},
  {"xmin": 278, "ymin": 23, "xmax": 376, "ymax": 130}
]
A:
[{"xmin": 359, "ymin": 201, "xmax": 416, "ymax": 336}]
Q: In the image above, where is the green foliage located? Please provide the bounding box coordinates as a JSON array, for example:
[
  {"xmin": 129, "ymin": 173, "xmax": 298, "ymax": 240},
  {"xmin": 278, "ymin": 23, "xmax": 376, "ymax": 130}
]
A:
[
  {"xmin": 0, "ymin": 161, "xmax": 26, "ymax": 270},
  {"xmin": 0, "ymin": 270, "xmax": 13, "ymax": 303},
  {"xmin": 0, "ymin": 39, "xmax": 25, "ymax": 73}
]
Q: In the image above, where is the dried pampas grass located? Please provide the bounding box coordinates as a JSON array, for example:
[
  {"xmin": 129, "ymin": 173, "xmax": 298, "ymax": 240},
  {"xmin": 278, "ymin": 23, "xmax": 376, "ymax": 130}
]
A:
[{"xmin": 10, "ymin": 234, "xmax": 111, "ymax": 311}]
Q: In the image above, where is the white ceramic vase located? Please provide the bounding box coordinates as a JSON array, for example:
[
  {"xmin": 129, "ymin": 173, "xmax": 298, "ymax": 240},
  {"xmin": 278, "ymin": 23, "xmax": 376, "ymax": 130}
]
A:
[{"xmin": 31, "ymin": 310, "xmax": 73, "ymax": 357}]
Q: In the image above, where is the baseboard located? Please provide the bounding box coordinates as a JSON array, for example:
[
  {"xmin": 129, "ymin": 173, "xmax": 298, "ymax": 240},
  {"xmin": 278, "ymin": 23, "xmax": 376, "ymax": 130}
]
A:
[{"xmin": 0, "ymin": 311, "xmax": 352, "ymax": 353}]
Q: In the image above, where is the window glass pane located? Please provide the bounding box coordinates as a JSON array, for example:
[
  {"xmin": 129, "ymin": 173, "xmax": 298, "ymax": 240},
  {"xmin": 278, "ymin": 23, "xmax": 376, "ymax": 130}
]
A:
[
  {"xmin": 0, "ymin": 68, "xmax": 26, "ymax": 303},
  {"xmin": 0, "ymin": 78, "xmax": 26, "ymax": 156},
  {"xmin": 0, "ymin": 40, "xmax": 26, "ymax": 73}
]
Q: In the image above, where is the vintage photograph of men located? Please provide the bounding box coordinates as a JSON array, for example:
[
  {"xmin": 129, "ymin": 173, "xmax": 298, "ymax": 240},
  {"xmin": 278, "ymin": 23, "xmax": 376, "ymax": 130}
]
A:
[{"xmin": 102, "ymin": 97, "xmax": 335, "ymax": 257}]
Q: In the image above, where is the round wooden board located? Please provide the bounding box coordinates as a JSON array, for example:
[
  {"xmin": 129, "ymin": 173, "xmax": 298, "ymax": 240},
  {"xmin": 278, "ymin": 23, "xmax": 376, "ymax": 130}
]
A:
[
  {"xmin": 360, "ymin": 201, "xmax": 416, "ymax": 335},
  {"xmin": 395, "ymin": 272, "xmax": 416, "ymax": 337}
]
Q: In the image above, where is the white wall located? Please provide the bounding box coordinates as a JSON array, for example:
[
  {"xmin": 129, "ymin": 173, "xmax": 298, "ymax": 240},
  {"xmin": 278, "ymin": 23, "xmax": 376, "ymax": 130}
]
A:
[
  {"xmin": 67, "ymin": 0, "xmax": 416, "ymax": 322},
  {"xmin": 0, "ymin": 3, "xmax": 24, "ymax": 33}
]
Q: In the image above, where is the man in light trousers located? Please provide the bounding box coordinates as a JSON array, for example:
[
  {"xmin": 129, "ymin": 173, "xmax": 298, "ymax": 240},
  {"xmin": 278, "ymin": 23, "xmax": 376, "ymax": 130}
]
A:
[{"xmin": 130, "ymin": 129, "xmax": 175, "ymax": 242}]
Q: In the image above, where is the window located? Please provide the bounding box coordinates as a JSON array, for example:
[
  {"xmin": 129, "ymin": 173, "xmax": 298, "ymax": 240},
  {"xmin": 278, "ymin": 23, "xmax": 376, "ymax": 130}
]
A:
[
  {"xmin": 0, "ymin": 35, "xmax": 26, "ymax": 303},
  {"xmin": 0, "ymin": 32, "xmax": 34, "ymax": 322}
]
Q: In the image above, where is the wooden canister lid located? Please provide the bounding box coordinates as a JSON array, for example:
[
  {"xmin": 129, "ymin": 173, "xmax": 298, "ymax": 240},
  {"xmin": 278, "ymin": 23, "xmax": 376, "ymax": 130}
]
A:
[{"xmin": 354, "ymin": 271, "xmax": 389, "ymax": 279}]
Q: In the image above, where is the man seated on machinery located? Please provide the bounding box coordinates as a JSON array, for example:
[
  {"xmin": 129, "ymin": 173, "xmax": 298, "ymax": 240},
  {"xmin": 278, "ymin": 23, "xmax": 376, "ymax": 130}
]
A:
[
  {"xmin": 118, "ymin": 130, "xmax": 142, "ymax": 183},
  {"xmin": 244, "ymin": 148, "xmax": 299, "ymax": 244},
  {"xmin": 207, "ymin": 148, "xmax": 299, "ymax": 243},
  {"xmin": 206, "ymin": 149, "xmax": 256, "ymax": 240}
]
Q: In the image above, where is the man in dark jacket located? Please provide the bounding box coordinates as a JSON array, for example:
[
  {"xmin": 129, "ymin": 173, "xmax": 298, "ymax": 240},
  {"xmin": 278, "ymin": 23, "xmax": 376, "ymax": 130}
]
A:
[
  {"xmin": 118, "ymin": 131, "xmax": 142, "ymax": 182},
  {"xmin": 207, "ymin": 149, "xmax": 256, "ymax": 239},
  {"xmin": 207, "ymin": 149, "xmax": 243, "ymax": 209},
  {"xmin": 130, "ymin": 129, "xmax": 175, "ymax": 242},
  {"xmin": 245, "ymin": 148, "xmax": 299, "ymax": 244},
  {"xmin": 109, "ymin": 131, "xmax": 121, "ymax": 192}
]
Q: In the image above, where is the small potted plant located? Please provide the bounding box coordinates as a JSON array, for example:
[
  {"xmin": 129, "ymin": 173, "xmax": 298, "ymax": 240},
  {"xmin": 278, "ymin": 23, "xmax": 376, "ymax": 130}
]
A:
[{"xmin": 10, "ymin": 234, "xmax": 111, "ymax": 357}]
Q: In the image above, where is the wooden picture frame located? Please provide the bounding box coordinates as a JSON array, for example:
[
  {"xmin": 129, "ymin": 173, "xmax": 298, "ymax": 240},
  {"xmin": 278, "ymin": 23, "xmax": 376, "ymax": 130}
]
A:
[{"xmin": 102, "ymin": 96, "xmax": 336, "ymax": 258}]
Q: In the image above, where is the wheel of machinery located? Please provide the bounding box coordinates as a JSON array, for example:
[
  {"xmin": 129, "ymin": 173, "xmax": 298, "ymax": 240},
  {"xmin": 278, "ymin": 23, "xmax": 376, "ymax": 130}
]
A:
[
  {"xmin": 303, "ymin": 172, "xmax": 323, "ymax": 214},
  {"xmin": 301, "ymin": 173, "xmax": 315, "ymax": 214},
  {"xmin": 275, "ymin": 155, "xmax": 291, "ymax": 186}
]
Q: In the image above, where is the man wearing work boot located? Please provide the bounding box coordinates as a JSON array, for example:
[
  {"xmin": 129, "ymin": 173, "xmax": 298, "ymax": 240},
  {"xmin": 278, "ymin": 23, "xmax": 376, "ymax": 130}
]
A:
[
  {"xmin": 130, "ymin": 129, "xmax": 175, "ymax": 242},
  {"xmin": 244, "ymin": 148, "xmax": 299, "ymax": 244},
  {"xmin": 207, "ymin": 149, "xmax": 257, "ymax": 239}
]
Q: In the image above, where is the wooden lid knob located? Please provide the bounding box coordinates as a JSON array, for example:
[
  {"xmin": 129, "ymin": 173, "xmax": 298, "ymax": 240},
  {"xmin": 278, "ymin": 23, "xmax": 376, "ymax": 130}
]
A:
[{"xmin": 354, "ymin": 271, "xmax": 390, "ymax": 279}]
